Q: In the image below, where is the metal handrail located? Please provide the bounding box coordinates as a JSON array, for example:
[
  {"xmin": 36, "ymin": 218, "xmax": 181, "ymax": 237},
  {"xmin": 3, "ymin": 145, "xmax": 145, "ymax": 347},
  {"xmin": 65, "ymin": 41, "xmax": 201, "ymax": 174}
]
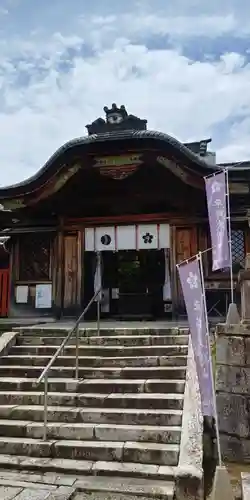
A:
[{"xmin": 37, "ymin": 287, "xmax": 102, "ymax": 440}]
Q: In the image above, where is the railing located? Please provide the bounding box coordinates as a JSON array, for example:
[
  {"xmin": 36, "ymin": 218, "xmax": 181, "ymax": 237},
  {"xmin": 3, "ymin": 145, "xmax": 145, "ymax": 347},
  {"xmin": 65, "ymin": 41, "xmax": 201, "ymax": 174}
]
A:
[{"xmin": 37, "ymin": 287, "xmax": 102, "ymax": 440}]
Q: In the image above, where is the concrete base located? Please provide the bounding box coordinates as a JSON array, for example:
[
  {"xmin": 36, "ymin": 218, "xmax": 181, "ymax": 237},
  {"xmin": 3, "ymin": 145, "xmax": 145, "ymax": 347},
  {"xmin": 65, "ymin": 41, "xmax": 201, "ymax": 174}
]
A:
[
  {"xmin": 226, "ymin": 303, "xmax": 240, "ymax": 326},
  {"xmin": 210, "ymin": 466, "xmax": 235, "ymax": 500}
]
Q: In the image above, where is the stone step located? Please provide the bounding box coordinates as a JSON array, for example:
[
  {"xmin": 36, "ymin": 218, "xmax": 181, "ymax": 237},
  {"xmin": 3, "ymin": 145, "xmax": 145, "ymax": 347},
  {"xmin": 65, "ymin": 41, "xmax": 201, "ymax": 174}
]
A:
[
  {"xmin": 1, "ymin": 354, "xmax": 188, "ymax": 368},
  {"xmin": 0, "ymin": 377, "xmax": 185, "ymax": 394},
  {"xmin": 56, "ymin": 440, "xmax": 179, "ymax": 465},
  {"xmin": 17, "ymin": 334, "xmax": 189, "ymax": 347},
  {"xmin": 17, "ymin": 327, "xmax": 189, "ymax": 337},
  {"xmin": 0, "ymin": 326, "xmax": 193, "ymax": 498},
  {"xmin": 0, "ymin": 419, "xmax": 181, "ymax": 443},
  {"xmin": 0, "ymin": 436, "xmax": 180, "ymax": 465},
  {"xmin": 0, "ymin": 405, "xmax": 183, "ymax": 426},
  {"xmin": 0, "ymin": 454, "xmax": 177, "ymax": 480},
  {"xmin": 12, "ymin": 344, "xmax": 188, "ymax": 357},
  {"xmin": 0, "ymin": 365, "xmax": 187, "ymax": 379},
  {"xmin": 0, "ymin": 391, "xmax": 184, "ymax": 410},
  {"xmin": 72, "ymin": 474, "xmax": 175, "ymax": 500},
  {"xmin": 0, "ymin": 461, "xmax": 176, "ymax": 498}
]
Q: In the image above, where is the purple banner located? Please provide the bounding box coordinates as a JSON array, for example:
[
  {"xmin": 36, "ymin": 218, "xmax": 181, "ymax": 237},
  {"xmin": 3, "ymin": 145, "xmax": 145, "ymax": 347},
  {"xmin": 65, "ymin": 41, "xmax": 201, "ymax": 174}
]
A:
[
  {"xmin": 178, "ymin": 258, "xmax": 214, "ymax": 417},
  {"xmin": 205, "ymin": 171, "xmax": 230, "ymax": 271}
]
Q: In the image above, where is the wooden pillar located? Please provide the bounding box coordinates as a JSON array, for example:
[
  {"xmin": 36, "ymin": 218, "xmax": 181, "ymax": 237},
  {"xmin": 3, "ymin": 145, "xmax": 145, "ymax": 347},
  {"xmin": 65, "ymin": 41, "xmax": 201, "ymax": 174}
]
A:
[
  {"xmin": 245, "ymin": 226, "xmax": 250, "ymax": 255},
  {"xmin": 170, "ymin": 226, "xmax": 178, "ymax": 317},
  {"xmin": 77, "ymin": 229, "xmax": 84, "ymax": 308},
  {"xmin": 62, "ymin": 230, "xmax": 83, "ymax": 315},
  {"xmin": 54, "ymin": 230, "xmax": 64, "ymax": 318}
]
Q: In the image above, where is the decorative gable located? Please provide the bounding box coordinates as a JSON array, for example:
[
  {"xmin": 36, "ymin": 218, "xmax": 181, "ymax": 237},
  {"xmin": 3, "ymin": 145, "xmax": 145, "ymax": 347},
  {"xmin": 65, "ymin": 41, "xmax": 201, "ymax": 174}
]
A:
[{"xmin": 86, "ymin": 103, "xmax": 147, "ymax": 135}]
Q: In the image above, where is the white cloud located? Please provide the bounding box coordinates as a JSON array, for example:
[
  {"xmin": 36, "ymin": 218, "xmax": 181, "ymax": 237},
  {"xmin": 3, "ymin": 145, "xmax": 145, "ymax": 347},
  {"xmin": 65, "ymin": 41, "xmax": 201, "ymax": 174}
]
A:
[
  {"xmin": 79, "ymin": 3, "xmax": 250, "ymax": 44},
  {"xmin": 0, "ymin": 6, "xmax": 250, "ymax": 186},
  {"xmin": 88, "ymin": 13, "xmax": 238, "ymax": 39}
]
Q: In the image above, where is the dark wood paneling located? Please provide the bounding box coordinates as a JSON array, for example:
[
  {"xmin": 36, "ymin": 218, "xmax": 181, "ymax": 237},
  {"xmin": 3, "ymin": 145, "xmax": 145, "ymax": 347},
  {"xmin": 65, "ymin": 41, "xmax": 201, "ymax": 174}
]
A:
[
  {"xmin": 18, "ymin": 233, "xmax": 52, "ymax": 281},
  {"xmin": 0, "ymin": 269, "xmax": 9, "ymax": 317},
  {"xmin": 176, "ymin": 227, "xmax": 198, "ymax": 263}
]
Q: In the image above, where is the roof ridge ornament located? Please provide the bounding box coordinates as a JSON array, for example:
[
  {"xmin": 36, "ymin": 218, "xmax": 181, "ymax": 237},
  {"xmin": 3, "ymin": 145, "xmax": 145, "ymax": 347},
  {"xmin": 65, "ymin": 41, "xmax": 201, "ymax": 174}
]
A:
[
  {"xmin": 86, "ymin": 103, "xmax": 147, "ymax": 136},
  {"xmin": 104, "ymin": 103, "xmax": 128, "ymax": 124}
]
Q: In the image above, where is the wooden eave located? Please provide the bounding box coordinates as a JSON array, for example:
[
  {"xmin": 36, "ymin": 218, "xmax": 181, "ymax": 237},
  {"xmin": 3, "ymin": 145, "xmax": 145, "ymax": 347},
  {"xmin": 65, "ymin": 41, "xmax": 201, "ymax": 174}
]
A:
[{"xmin": 0, "ymin": 130, "xmax": 219, "ymax": 201}]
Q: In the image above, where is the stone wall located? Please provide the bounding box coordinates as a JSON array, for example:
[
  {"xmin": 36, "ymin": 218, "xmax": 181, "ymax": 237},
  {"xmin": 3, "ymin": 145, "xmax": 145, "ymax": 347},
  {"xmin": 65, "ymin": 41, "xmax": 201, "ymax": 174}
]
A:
[
  {"xmin": 216, "ymin": 323, "xmax": 250, "ymax": 463},
  {"xmin": 175, "ymin": 337, "xmax": 204, "ymax": 500}
]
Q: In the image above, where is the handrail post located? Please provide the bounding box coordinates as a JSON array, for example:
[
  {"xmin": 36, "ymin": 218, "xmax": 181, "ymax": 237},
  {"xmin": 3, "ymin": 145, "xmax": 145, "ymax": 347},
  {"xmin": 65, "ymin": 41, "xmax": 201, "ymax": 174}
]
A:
[
  {"xmin": 37, "ymin": 287, "xmax": 101, "ymax": 397},
  {"xmin": 75, "ymin": 324, "xmax": 79, "ymax": 379},
  {"xmin": 43, "ymin": 374, "xmax": 48, "ymax": 441},
  {"xmin": 97, "ymin": 293, "xmax": 101, "ymax": 337},
  {"xmin": 37, "ymin": 287, "xmax": 102, "ymax": 438}
]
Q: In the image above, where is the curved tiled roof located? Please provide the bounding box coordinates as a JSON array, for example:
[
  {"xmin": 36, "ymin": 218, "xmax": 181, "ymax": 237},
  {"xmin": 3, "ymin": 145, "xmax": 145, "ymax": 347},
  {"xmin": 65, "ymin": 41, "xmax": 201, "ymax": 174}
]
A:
[{"xmin": 0, "ymin": 129, "xmax": 218, "ymax": 197}]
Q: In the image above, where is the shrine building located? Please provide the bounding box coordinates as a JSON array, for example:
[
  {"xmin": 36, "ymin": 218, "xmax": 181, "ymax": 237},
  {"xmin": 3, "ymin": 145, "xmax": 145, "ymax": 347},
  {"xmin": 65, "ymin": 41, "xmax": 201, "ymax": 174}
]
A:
[{"xmin": 0, "ymin": 103, "xmax": 249, "ymax": 320}]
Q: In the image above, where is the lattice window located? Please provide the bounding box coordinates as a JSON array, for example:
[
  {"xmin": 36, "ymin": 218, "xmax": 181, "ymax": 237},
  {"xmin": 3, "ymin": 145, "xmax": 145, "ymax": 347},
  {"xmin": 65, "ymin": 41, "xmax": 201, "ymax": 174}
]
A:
[
  {"xmin": 231, "ymin": 229, "xmax": 245, "ymax": 270},
  {"xmin": 18, "ymin": 234, "xmax": 52, "ymax": 281},
  {"xmin": 206, "ymin": 226, "xmax": 245, "ymax": 275}
]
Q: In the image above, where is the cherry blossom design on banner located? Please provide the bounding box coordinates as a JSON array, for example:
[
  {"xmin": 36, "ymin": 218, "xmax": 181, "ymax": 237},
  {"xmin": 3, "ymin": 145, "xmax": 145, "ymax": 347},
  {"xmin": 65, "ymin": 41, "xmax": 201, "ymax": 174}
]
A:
[
  {"xmin": 205, "ymin": 171, "xmax": 230, "ymax": 271},
  {"xmin": 178, "ymin": 258, "xmax": 214, "ymax": 417}
]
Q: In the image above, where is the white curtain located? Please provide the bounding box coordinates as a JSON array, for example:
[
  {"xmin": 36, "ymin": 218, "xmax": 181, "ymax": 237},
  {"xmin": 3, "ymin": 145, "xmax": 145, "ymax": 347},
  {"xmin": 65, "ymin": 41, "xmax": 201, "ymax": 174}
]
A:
[
  {"xmin": 94, "ymin": 252, "xmax": 102, "ymax": 301},
  {"xmin": 163, "ymin": 249, "xmax": 172, "ymax": 301}
]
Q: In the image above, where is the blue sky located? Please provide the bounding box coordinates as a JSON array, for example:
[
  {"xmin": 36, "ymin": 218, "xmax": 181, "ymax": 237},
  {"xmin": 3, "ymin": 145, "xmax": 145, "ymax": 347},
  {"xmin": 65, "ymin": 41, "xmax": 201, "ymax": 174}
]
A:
[{"xmin": 0, "ymin": 0, "xmax": 250, "ymax": 185}]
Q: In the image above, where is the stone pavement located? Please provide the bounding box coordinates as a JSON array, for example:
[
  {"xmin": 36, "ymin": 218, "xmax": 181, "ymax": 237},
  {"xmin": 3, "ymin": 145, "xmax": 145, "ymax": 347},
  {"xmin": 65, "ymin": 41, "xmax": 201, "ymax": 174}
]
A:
[
  {"xmin": 0, "ymin": 469, "xmax": 76, "ymax": 499},
  {"xmin": 0, "ymin": 468, "xmax": 176, "ymax": 499}
]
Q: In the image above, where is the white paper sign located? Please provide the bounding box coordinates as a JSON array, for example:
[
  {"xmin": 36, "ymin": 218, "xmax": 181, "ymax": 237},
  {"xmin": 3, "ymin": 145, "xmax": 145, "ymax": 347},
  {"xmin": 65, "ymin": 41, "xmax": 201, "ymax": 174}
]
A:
[
  {"xmin": 16, "ymin": 285, "xmax": 28, "ymax": 304},
  {"xmin": 112, "ymin": 288, "xmax": 119, "ymax": 299},
  {"xmin": 101, "ymin": 288, "xmax": 110, "ymax": 313},
  {"xmin": 35, "ymin": 284, "xmax": 52, "ymax": 309}
]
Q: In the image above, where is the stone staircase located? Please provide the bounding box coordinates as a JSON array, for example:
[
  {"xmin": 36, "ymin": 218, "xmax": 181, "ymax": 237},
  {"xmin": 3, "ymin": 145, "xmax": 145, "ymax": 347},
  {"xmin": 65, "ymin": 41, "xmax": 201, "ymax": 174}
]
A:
[{"xmin": 0, "ymin": 326, "xmax": 203, "ymax": 500}]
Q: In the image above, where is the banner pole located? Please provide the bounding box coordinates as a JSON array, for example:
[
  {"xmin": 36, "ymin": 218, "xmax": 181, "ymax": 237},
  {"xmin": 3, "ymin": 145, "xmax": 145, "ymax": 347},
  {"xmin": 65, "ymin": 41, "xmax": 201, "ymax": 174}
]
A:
[
  {"xmin": 177, "ymin": 247, "xmax": 213, "ymax": 267},
  {"xmin": 198, "ymin": 251, "xmax": 222, "ymax": 466},
  {"xmin": 204, "ymin": 169, "xmax": 224, "ymax": 180},
  {"xmin": 204, "ymin": 160, "xmax": 248, "ymax": 181},
  {"xmin": 225, "ymin": 168, "xmax": 234, "ymax": 304}
]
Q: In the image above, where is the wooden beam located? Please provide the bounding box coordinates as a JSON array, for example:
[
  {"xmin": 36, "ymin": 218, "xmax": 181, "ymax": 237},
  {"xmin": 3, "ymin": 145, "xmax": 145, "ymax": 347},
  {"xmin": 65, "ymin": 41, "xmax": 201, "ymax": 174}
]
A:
[
  {"xmin": 1, "ymin": 227, "xmax": 58, "ymax": 235},
  {"xmin": 64, "ymin": 212, "xmax": 206, "ymax": 226},
  {"xmin": 59, "ymin": 186, "xmax": 201, "ymax": 212}
]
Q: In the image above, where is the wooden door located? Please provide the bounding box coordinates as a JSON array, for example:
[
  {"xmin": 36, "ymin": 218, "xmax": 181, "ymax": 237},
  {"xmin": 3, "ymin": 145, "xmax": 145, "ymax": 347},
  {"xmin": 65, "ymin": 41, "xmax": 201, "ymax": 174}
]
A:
[
  {"xmin": 63, "ymin": 233, "xmax": 80, "ymax": 313},
  {"xmin": 175, "ymin": 227, "xmax": 198, "ymax": 311}
]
